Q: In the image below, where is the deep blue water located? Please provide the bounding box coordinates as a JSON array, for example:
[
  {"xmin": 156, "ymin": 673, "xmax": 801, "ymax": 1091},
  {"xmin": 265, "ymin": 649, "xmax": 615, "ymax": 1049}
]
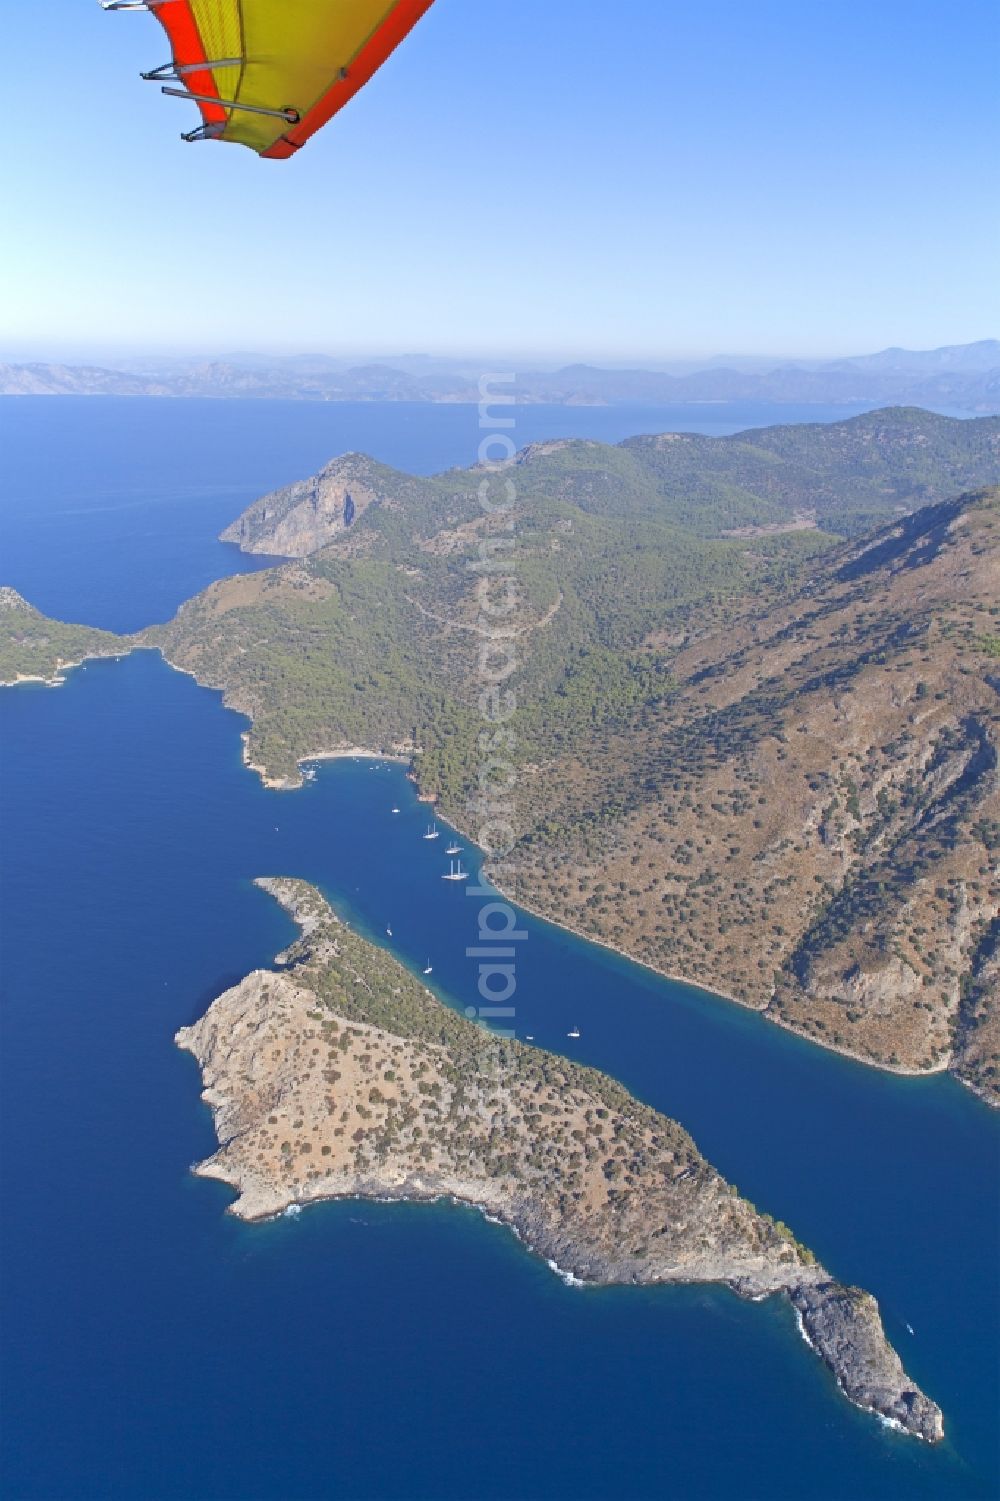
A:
[{"xmin": 1, "ymin": 402, "xmax": 998, "ymax": 1499}]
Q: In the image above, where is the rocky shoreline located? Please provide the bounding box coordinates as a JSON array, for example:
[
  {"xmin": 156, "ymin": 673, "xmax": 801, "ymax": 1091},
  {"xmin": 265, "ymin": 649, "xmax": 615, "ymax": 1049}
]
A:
[
  {"xmin": 407, "ymin": 800, "xmax": 965, "ymax": 1091},
  {"xmin": 177, "ymin": 877, "xmax": 944, "ymax": 1443},
  {"xmin": 156, "ymin": 633, "xmax": 996, "ymax": 1101},
  {"xmin": 4, "ymin": 581, "xmax": 992, "ymax": 1104}
]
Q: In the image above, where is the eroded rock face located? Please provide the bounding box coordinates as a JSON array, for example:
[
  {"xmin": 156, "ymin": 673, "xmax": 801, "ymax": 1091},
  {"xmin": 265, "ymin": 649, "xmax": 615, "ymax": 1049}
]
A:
[
  {"xmin": 952, "ymin": 925, "xmax": 1000, "ymax": 1103},
  {"xmin": 790, "ymin": 1283, "xmax": 944, "ymax": 1444},
  {"xmin": 220, "ymin": 454, "xmax": 397, "ymax": 556},
  {"xmin": 176, "ymin": 877, "xmax": 944, "ymax": 1442}
]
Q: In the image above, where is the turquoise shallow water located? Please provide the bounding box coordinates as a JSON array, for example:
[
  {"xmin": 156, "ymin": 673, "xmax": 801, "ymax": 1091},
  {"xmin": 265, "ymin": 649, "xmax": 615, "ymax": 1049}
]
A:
[{"xmin": 1, "ymin": 400, "xmax": 998, "ymax": 1498}]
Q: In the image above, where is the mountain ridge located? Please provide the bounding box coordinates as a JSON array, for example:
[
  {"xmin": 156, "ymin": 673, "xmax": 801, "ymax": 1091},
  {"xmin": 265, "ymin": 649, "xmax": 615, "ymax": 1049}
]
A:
[{"xmin": 221, "ymin": 408, "xmax": 1000, "ymax": 556}]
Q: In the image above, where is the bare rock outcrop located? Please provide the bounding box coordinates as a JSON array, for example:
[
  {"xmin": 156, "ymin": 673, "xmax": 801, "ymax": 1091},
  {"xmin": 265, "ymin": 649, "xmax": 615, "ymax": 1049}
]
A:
[{"xmin": 220, "ymin": 453, "xmax": 401, "ymax": 556}]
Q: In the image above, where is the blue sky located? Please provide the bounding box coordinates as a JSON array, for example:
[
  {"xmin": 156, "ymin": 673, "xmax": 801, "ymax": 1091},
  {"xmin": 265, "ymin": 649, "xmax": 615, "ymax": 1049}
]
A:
[{"xmin": 5, "ymin": 0, "xmax": 998, "ymax": 360}]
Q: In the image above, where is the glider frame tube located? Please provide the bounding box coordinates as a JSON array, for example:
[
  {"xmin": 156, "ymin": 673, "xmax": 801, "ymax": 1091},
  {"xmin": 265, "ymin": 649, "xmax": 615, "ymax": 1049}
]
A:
[
  {"xmin": 142, "ymin": 58, "xmax": 242, "ymax": 82},
  {"xmin": 160, "ymin": 87, "xmax": 301, "ymax": 124}
]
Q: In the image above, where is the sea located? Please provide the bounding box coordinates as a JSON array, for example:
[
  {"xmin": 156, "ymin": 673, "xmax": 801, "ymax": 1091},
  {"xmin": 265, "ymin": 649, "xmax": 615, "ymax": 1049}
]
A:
[{"xmin": 0, "ymin": 398, "xmax": 997, "ymax": 1500}]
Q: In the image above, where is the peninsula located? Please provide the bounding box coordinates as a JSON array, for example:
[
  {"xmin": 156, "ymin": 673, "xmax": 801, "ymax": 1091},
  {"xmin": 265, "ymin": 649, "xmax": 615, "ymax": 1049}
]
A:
[
  {"xmin": 177, "ymin": 877, "xmax": 943, "ymax": 1443},
  {"xmin": 0, "ymin": 587, "xmax": 125, "ymax": 686},
  {"xmin": 155, "ymin": 415, "xmax": 1000, "ymax": 1103},
  {"xmin": 2, "ymin": 410, "xmax": 997, "ymax": 1101}
]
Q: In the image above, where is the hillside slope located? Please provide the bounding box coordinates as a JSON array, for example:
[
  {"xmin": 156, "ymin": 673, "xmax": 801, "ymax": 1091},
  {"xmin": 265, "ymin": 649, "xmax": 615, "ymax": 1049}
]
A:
[
  {"xmin": 4, "ymin": 416, "xmax": 996, "ymax": 1099},
  {"xmin": 0, "ymin": 588, "xmax": 127, "ymax": 685},
  {"xmin": 516, "ymin": 492, "xmax": 999, "ymax": 1101},
  {"xmin": 145, "ymin": 441, "xmax": 999, "ymax": 1097},
  {"xmin": 221, "ymin": 408, "xmax": 1000, "ymax": 553}
]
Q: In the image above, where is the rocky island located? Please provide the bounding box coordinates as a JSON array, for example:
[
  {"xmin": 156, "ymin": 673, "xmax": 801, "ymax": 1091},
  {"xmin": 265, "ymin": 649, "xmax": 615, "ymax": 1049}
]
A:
[{"xmin": 177, "ymin": 876, "xmax": 943, "ymax": 1443}]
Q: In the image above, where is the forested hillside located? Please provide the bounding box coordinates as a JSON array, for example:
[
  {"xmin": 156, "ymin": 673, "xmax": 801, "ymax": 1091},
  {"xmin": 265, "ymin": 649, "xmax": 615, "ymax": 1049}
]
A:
[
  {"xmin": 140, "ymin": 415, "xmax": 999, "ymax": 1099},
  {"xmin": 0, "ymin": 588, "xmax": 125, "ymax": 684},
  {"xmin": 4, "ymin": 411, "xmax": 996, "ymax": 1098},
  {"xmin": 223, "ymin": 407, "xmax": 1000, "ymax": 556}
]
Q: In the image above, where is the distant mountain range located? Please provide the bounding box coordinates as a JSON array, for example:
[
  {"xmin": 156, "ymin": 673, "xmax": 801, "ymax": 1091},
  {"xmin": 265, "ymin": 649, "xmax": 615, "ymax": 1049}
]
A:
[{"xmin": 1, "ymin": 340, "xmax": 998, "ymax": 412}]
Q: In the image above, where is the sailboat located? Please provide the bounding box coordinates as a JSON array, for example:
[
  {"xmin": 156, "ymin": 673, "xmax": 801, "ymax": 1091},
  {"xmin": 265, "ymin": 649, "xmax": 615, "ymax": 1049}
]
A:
[
  {"xmin": 567, "ymin": 1026, "xmax": 581, "ymax": 1039},
  {"xmin": 445, "ymin": 841, "xmax": 463, "ymax": 856},
  {"xmin": 422, "ymin": 960, "xmax": 433, "ymax": 975},
  {"xmin": 441, "ymin": 859, "xmax": 468, "ymax": 882},
  {"xmin": 423, "ymin": 823, "xmax": 439, "ymax": 840}
]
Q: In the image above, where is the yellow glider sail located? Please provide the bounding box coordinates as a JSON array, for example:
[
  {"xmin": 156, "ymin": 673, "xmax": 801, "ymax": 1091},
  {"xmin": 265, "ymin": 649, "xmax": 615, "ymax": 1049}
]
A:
[{"xmin": 107, "ymin": 0, "xmax": 435, "ymax": 157}]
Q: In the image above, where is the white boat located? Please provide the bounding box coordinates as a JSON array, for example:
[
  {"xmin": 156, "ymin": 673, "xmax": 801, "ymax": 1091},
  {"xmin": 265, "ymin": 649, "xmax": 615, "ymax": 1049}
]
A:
[
  {"xmin": 386, "ymin": 924, "xmax": 393, "ymax": 937},
  {"xmin": 422, "ymin": 961, "xmax": 433, "ymax": 975},
  {"xmin": 391, "ymin": 806, "xmax": 401, "ymax": 814},
  {"xmin": 567, "ymin": 1026, "xmax": 581, "ymax": 1039},
  {"xmin": 445, "ymin": 842, "xmax": 463, "ymax": 855},
  {"xmin": 441, "ymin": 859, "xmax": 468, "ymax": 882},
  {"xmin": 423, "ymin": 823, "xmax": 440, "ymax": 840},
  {"xmin": 526, "ymin": 1034, "xmax": 534, "ymax": 1041}
]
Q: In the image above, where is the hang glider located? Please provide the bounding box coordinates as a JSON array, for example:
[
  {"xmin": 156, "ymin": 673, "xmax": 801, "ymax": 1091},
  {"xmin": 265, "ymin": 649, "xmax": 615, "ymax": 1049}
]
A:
[{"xmin": 102, "ymin": 0, "xmax": 436, "ymax": 158}]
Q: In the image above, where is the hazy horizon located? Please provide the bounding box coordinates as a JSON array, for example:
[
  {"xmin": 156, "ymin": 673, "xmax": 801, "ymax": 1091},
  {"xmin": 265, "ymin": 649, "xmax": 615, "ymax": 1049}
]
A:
[{"xmin": 4, "ymin": 337, "xmax": 998, "ymax": 372}]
